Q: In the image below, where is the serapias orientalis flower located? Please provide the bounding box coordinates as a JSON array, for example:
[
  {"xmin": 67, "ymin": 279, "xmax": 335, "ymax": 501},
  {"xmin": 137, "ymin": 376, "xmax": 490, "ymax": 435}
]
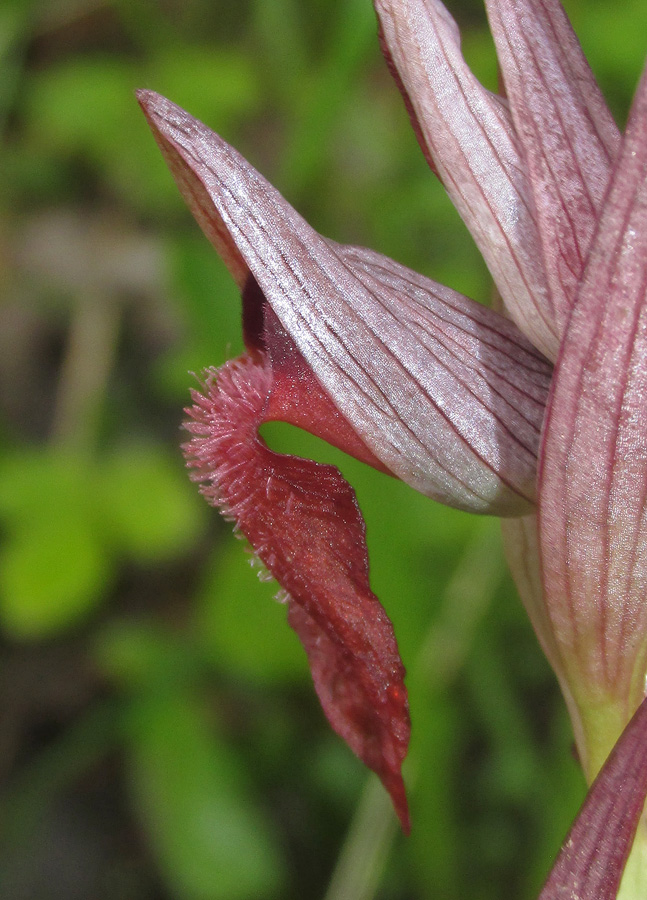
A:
[
  {"xmin": 137, "ymin": 86, "xmax": 551, "ymax": 832},
  {"xmin": 139, "ymin": 0, "xmax": 647, "ymax": 888}
]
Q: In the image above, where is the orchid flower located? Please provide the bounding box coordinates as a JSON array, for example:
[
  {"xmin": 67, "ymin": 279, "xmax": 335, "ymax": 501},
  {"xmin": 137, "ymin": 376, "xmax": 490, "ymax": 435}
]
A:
[{"xmin": 138, "ymin": 0, "xmax": 647, "ymax": 892}]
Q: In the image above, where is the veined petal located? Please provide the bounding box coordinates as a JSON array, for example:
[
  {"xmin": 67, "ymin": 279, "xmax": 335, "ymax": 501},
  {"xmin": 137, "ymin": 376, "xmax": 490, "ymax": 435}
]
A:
[
  {"xmin": 538, "ymin": 64, "xmax": 647, "ymax": 775},
  {"xmin": 373, "ymin": 0, "xmax": 557, "ymax": 359},
  {"xmin": 485, "ymin": 0, "xmax": 620, "ymax": 337},
  {"xmin": 501, "ymin": 514, "xmax": 587, "ymax": 757},
  {"xmin": 330, "ymin": 243, "xmax": 551, "ymax": 511},
  {"xmin": 184, "ymin": 353, "xmax": 411, "ymax": 830},
  {"xmin": 538, "ymin": 696, "xmax": 647, "ymax": 900},
  {"xmin": 138, "ymin": 90, "xmax": 552, "ymax": 515}
]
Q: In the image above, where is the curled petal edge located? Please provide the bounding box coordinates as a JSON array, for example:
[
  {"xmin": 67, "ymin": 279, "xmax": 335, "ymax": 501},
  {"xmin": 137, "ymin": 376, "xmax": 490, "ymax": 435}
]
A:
[{"xmin": 183, "ymin": 349, "xmax": 411, "ymax": 831}]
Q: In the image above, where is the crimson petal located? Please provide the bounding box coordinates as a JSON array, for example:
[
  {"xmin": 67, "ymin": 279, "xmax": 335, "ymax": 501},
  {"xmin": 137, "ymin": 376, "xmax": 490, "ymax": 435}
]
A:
[{"xmin": 183, "ymin": 352, "xmax": 411, "ymax": 831}]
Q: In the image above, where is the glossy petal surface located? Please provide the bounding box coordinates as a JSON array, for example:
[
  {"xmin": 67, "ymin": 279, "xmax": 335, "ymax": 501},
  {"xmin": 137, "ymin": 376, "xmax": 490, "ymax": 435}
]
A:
[
  {"xmin": 138, "ymin": 89, "xmax": 551, "ymax": 514},
  {"xmin": 374, "ymin": 0, "xmax": 556, "ymax": 358},
  {"xmin": 486, "ymin": 0, "xmax": 619, "ymax": 338}
]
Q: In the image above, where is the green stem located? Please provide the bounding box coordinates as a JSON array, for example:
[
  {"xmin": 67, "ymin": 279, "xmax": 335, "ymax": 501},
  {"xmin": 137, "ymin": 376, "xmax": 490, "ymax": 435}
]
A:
[
  {"xmin": 618, "ymin": 812, "xmax": 647, "ymax": 900},
  {"xmin": 322, "ymin": 775, "xmax": 398, "ymax": 900},
  {"xmin": 52, "ymin": 290, "xmax": 120, "ymax": 456},
  {"xmin": 323, "ymin": 520, "xmax": 502, "ymax": 899}
]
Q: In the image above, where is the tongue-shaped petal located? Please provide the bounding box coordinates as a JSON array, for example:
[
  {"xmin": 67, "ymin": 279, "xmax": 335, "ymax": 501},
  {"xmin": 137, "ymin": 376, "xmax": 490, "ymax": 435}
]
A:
[
  {"xmin": 485, "ymin": 0, "xmax": 620, "ymax": 339},
  {"xmin": 373, "ymin": 0, "xmax": 556, "ymax": 359},
  {"xmin": 184, "ymin": 352, "xmax": 411, "ymax": 831},
  {"xmin": 538, "ymin": 696, "xmax": 647, "ymax": 900},
  {"xmin": 137, "ymin": 89, "xmax": 552, "ymax": 515},
  {"xmin": 538, "ymin": 64, "xmax": 647, "ymax": 777}
]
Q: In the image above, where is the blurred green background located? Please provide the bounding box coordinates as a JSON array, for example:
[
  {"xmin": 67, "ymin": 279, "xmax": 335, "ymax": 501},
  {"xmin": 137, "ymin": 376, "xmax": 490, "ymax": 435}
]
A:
[{"xmin": 0, "ymin": 0, "xmax": 644, "ymax": 897}]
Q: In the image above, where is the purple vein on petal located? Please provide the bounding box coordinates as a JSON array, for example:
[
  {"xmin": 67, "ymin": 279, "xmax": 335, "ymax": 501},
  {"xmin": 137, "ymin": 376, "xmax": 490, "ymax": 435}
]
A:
[
  {"xmin": 138, "ymin": 89, "xmax": 552, "ymax": 515},
  {"xmin": 374, "ymin": 0, "xmax": 557, "ymax": 359},
  {"xmin": 538, "ymin": 700, "xmax": 647, "ymax": 900},
  {"xmin": 538, "ymin": 696, "xmax": 647, "ymax": 900},
  {"xmin": 485, "ymin": 0, "xmax": 620, "ymax": 341},
  {"xmin": 538, "ymin": 63, "xmax": 647, "ymax": 724}
]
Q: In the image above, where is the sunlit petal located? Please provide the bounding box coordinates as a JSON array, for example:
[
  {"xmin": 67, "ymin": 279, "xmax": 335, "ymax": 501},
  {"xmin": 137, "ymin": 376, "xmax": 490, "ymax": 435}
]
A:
[
  {"xmin": 538, "ymin": 64, "xmax": 647, "ymax": 774},
  {"xmin": 374, "ymin": 0, "xmax": 557, "ymax": 358},
  {"xmin": 486, "ymin": 0, "xmax": 619, "ymax": 336},
  {"xmin": 138, "ymin": 89, "xmax": 551, "ymax": 513}
]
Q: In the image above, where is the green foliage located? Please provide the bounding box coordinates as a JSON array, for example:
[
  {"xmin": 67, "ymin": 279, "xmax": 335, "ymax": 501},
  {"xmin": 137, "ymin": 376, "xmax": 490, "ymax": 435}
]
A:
[
  {"xmin": 0, "ymin": 0, "xmax": 639, "ymax": 898},
  {"xmin": 125, "ymin": 691, "xmax": 286, "ymax": 900},
  {"xmin": 0, "ymin": 445, "xmax": 203, "ymax": 638},
  {"xmin": 0, "ymin": 451, "xmax": 110, "ymax": 637},
  {"xmin": 195, "ymin": 542, "xmax": 308, "ymax": 684}
]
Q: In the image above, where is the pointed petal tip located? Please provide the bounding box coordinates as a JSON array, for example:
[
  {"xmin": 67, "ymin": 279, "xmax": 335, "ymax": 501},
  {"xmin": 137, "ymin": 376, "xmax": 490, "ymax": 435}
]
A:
[
  {"xmin": 135, "ymin": 88, "xmax": 162, "ymax": 116},
  {"xmin": 287, "ymin": 601, "xmax": 411, "ymax": 832},
  {"xmin": 384, "ymin": 762, "xmax": 411, "ymax": 834},
  {"xmin": 136, "ymin": 88, "xmax": 251, "ymax": 289},
  {"xmin": 135, "ymin": 89, "xmax": 187, "ymax": 136},
  {"xmin": 135, "ymin": 87, "xmax": 164, "ymax": 108}
]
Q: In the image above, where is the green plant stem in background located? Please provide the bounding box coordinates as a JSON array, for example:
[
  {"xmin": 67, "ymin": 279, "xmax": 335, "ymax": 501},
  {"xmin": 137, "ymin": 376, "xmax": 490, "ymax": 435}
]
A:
[
  {"xmin": 324, "ymin": 521, "xmax": 507, "ymax": 899},
  {"xmin": 619, "ymin": 819, "xmax": 647, "ymax": 900},
  {"xmin": 52, "ymin": 291, "xmax": 121, "ymax": 455},
  {"xmin": 323, "ymin": 776, "xmax": 398, "ymax": 900}
]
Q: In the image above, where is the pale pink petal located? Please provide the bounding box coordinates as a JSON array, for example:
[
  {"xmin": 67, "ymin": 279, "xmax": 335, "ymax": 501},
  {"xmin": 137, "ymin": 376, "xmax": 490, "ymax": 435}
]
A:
[
  {"xmin": 538, "ymin": 65, "xmax": 647, "ymax": 766},
  {"xmin": 138, "ymin": 90, "xmax": 551, "ymax": 514},
  {"xmin": 332, "ymin": 244, "xmax": 551, "ymax": 511},
  {"xmin": 374, "ymin": 0, "xmax": 557, "ymax": 359},
  {"xmin": 485, "ymin": 0, "xmax": 620, "ymax": 338},
  {"xmin": 501, "ymin": 514, "xmax": 586, "ymax": 757}
]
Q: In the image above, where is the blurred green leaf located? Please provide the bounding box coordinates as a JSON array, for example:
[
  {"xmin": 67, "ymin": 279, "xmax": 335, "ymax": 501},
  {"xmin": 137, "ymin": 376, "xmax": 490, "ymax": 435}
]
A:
[
  {"xmin": 126, "ymin": 691, "xmax": 286, "ymax": 900},
  {"xmin": 0, "ymin": 449, "xmax": 85, "ymax": 523},
  {"xmin": 566, "ymin": 0, "xmax": 647, "ymax": 122},
  {"xmin": 0, "ymin": 451, "xmax": 109, "ymax": 638},
  {"xmin": 0, "ymin": 0, "xmax": 34, "ymax": 132},
  {"xmin": 146, "ymin": 46, "xmax": 260, "ymax": 128},
  {"xmin": 0, "ymin": 514, "xmax": 109, "ymax": 639},
  {"xmin": 23, "ymin": 56, "xmax": 137, "ymax": 164},
  {"xmin": 96, "ymin": 621, "xmax": 200, "ymax": 690},
  {"xmin": 406, "ymin": 695, "xmax": 461, "ymax": 900},
  {"xmin": 153, "ymin": 234, "xmax": 244, "ymax": 400},
  {"xmin": 276, "ymin": 0, "xmax": 378, "ymax": 195},
  {"xmin": 0, "ymin": 442, "xmax": 205, "ymax": 638},
  {"xmin": 22, "ymin": 54, "xmax": 182, "ymax": 209},
  {"xmin": 98, "ymin": 442, "xmax": 206, "ymax": 562},
  {"xmin": 195, "ymin": 540, "xmax": 307, "ymax": 684}
]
